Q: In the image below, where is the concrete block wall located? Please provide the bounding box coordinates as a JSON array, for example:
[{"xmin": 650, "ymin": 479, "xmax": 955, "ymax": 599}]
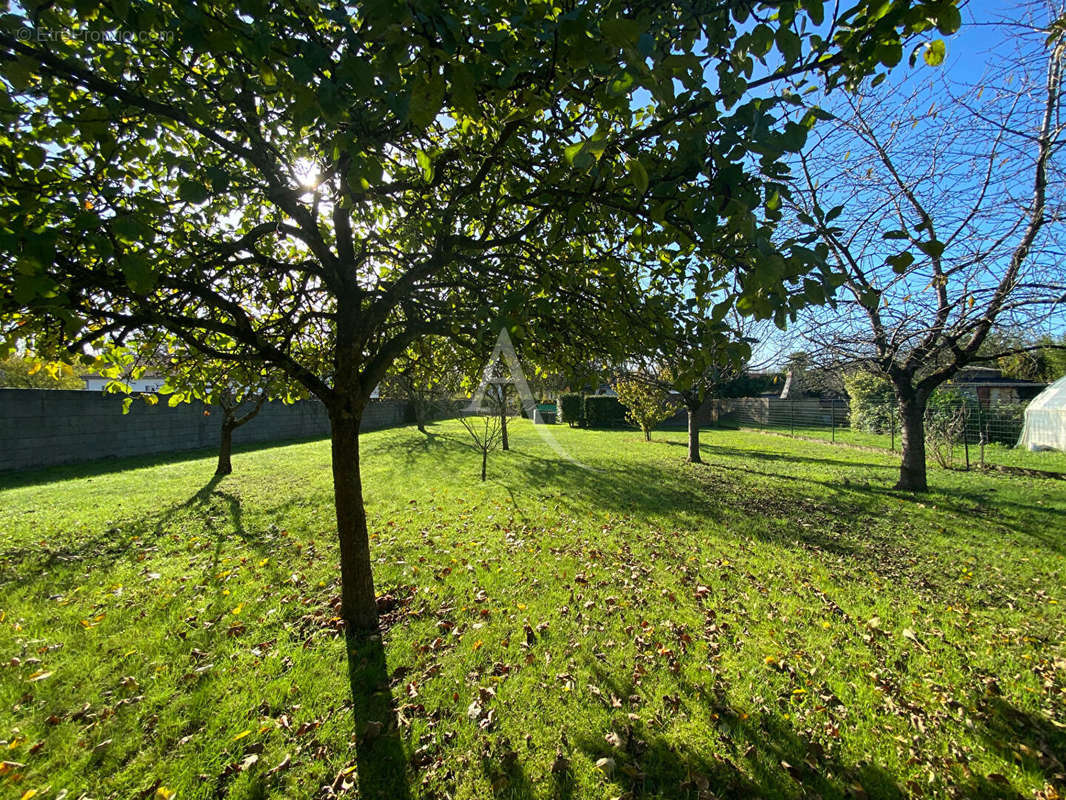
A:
[
  {"xmin": 714, "ymin": 397, "xmax": 849, "ymax": 427},
  {"xmin": 0, "ymin": 389, "xmax": 411, "ymax": 472}
]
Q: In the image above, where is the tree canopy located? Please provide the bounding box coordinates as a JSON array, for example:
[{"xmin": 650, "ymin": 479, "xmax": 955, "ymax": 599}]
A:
[{"xmin": 0, "ymin": 0, "xmax": 962, "ymax": 631}]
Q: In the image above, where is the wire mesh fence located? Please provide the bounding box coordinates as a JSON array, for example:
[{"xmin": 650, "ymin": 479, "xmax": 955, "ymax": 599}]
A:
[{"xmin": 713, "ymin": 397, "xmax": 1066, "ymax": 475}]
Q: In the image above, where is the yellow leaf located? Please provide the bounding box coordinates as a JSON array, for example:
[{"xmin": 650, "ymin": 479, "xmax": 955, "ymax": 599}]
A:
[
  {"xmin": 472, "ymin": 640, "xmax": 483, "ymax": 651},
  {"xmin": 27, "ymin": 670, "xmax": 52, "ymax": 682},
  {"xmin": 231, "ymin": 729, "xmax": 251, "ymax": 742},
  {"xmin": 232, "ymin": 604, "xmax": 244, "ymax": 616},
  {"xmin": 156, "ymin": 788, "xmax": 174, "ymax": 799},
  {"xmin": 21, "ymin": 790, "xmax": 38, "ymax": 800}
]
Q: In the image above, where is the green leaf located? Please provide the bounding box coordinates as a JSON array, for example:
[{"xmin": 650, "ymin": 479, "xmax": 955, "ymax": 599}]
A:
[
  {"xmin": 416, "ymin": 150, "xmax": 433, "ymax": 182},
  {"xmin": 886, "ymin": 251, "xmax": 915, "ymax": 273},
  {"xmin": 876, "ymin": 41, "xmax": 902, "ymax": 68},
  {"xmin": 923, "ymin": 40, "xmax": 946, "ymax": 67},
  {"xmin": 450, "ymin": 62, "xmax": 477, "ymax": 114},
  {"xmin": 882, "ymin": 230, "xmax": 909, "ymax": 240},
  {"xmin": 775, "ymin": 27, "xmax": 801, "ymax": 64},
  {"xmin": 627, "ymin": 158, "xmax": 649, "ymax": 194},
  {"xmin": 206, "ymin": 166, "xmax": 230, "ymax": 193},
  {"xmin": 177, "ymin": 180, "xmax": 209, "ymax": 204},
  {"xmin": 804, "ymin": 0, "xmax": 825, "ymax": 26},
  {"xmin": 601, "ymin": 18, "xmax": 642, "ymax": 48},
  {"xmin": 168, "ymin": 392, "xmax": 185, "ymax": 407},
  {"xmin": 120, "ymin": 253, "xmax": 157, "ymax": 294},
  {"xmin": 917, "ymin": 239, "xmax": 945, "ymax": 259},
  {"xmin": 937, "ymin": 6, "xmax": 962, "ymax": 35},
  {"xmin": 766, "ymin": 190, "xmax": 781, "ymax": 212},
  {"xmin": 564, "ymin": 141, "xmax": 585, "ymax": 165},
  {"xmin": 409, "ymin": 73, "xmax": 446, "ymax": 129}
]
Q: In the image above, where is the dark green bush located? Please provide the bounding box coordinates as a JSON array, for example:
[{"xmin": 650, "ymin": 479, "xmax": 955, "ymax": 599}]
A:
[
  {"xmin": 558, "ymin": 393, "xmax": 583, "ymax": 427},
  {"xmin": 583, "ymin": 394, "xmax": 627, "ymax": 428}
]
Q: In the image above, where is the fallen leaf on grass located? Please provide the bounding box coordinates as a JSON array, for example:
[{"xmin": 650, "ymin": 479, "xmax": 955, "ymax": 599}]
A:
[{"xmin": 267, "ymin": 754, "xmax": 291, "ymax": 776}]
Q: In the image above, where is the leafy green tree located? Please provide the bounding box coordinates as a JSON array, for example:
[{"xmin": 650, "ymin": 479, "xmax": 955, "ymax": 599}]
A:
[
  {"xmin": 624, "ymin": 289, "xmax": 774, "ymax": 462},
  {"xmin": 96, "ymin": 335, "xmax": 303, "ymax": 475},
  {"xmin": 379, "ymin": 336, "xmax": 472, "ymax": 434},
  {"xmin": 984, "ymin": 332, "xmax": 1066, "ymax": 383},
  {"xmin": 615, "ymin": 376, "xmax": 676, "ymax": 441},
  {"xmin": 0, "ymin": 0, "xmax": 959, "ymax": 634},
  {"xmin": 0, "ymin": 354, "xmax": 83, "ymax": 389}
]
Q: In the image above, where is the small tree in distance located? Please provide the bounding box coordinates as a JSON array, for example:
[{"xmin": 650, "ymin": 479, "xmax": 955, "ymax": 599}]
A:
[
  {"xmin": 615, "ymin": 377, "xmax": 676, "ymax": 442},
  {"xmin": 97, "ymin": 336, "xmax": 301, "ymax": 476},
  {"xmin": 0, "ymin": 354, "xmax": 83, "ymax": 389},
  {"xmin": 457, "ymin": 408, "xmax": 504, "ymax": 482},
  {"xmin": 380, "ymin": 337, "xmax": 470, "ymax": 435}
]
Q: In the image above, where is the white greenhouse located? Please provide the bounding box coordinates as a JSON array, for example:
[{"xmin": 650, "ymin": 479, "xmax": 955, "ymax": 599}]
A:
[{"xmin": 1017, "ymin": 375, "xmax": 1066, "ymax": 451}]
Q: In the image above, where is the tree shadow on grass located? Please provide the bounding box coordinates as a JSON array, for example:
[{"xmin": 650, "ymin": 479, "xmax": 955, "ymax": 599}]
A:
[
  {"xmin": 664, "ymin": 438, "xmax": 895, "ymax": 472},
  {"xmin": 0, "ymin": 434, "xmax": 331, "ymax": 491},
  {"xmin": 0, "ymin": 472, "xmax": 293, "ymax": 589},
  {"xmin": 498, "ymin": 446, "xmax": 896, "ymax": 564},
  {"xmin": 684, "ymin": 444, "xmax": 1066, "ymax": 558},
  {"xmin": 572, "ymin": 664, "xmax": 907, "ymax": 799},
  {"xmin": 974, "ymin": 696, "xmax": 1066, "ymax": 793},
  {"xmin": 346, "ymin": 631, "xmax": 413, "ymax": 800}
]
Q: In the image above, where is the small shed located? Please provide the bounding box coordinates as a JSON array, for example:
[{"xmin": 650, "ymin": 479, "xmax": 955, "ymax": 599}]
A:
[{"xmin": 1017, "ymin": 375, "xmax": 1066, "ymax": 451}]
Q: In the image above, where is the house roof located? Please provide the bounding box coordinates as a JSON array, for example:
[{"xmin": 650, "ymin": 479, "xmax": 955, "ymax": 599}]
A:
[{"xmin": 949, "ymin": 367, "xmax": 1046, "ymax": 389}]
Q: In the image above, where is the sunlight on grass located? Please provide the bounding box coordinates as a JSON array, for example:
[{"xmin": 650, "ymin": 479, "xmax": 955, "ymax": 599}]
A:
[{"xmin": 1, "ymin": 421, "xmax": 1063, "ymax": 799}]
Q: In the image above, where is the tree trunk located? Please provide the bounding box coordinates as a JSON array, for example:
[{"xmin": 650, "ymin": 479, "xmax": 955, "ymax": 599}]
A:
[
  {"xmin": 415, "ymin": 399, "xmax": 428, "ymax": 434},
  {"xmin": 896, "ymin": 393, "xmax": 929, "ymax": 492},
  {"xmin": 329, "ymin": 406, "xmax": 379, "ymax": 633},
  {"xmin": 643, "ymin": 427, "xmax": 651, "ymax": 442},
  {"xmin": 687, "ymin": 407, "xmax": 702, "ymax": 464},
  {"xmin": 216, "ymin": 420, "xmax": 235, "ymax": 475},
  {"xmin": 481, "ymin": 448, "xmax": 487, "ymax": 481},
  {"xmin": 499, "ymin": 398, "xmax": 509, "ymax": 451}
]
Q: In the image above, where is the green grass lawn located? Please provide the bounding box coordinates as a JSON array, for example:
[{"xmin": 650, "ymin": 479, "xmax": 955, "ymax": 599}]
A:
[
  {"xmin": 741, "ymin": 424, "xmax": 1066, "ymax": 474},
  {"xmin": 1, "ymin": 421, "xmax": 1064, "ymax": 800}
]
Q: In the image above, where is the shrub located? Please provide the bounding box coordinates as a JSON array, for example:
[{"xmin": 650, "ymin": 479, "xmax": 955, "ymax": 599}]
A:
[
  {"xmin": 925, "ymin": 388, "xmax": 974, "ymax": 467},
  {"xmin": 843, "ymin": 370, "xmax": 896, "ymax": 433},
  {"xmin": 557, "ymin": 393, "xmax": 583, "ymax": 427},
  {"xmin": 972, "ymin": 402, "xmax": 1025, "ymax": 446},
  {"xmin": 614, "ymin": 379, "xmax": 676, "ymax": 441},
  {"xmin": 583, "ymin": 394, "xmax": 627, "ymax": 428}
]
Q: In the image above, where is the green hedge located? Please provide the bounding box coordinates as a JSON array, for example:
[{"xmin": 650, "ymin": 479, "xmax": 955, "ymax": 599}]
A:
[
  {"xmin": 558, "ymin": 393, "xmax": 583, "ymax": 427},
  {"xmin": 843, "ymin": 370, "xmax": 896, "ymax": 434},
  {"xmin": 583, "ymin": 394, "xmax": 627, "ymax": 428}
]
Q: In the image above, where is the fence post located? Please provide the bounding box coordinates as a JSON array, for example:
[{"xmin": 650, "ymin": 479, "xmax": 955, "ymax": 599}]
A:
[
  {"xmin": 790, "ymin": 399, "xmax": 795, "ymax": 437},
  {"xmin": 831, "ymin": 398, "xmax": 836, "ymax": 443},
  {"xmin": 963, "ymin": 403, "xmax": 970, "ymax": 471}
]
